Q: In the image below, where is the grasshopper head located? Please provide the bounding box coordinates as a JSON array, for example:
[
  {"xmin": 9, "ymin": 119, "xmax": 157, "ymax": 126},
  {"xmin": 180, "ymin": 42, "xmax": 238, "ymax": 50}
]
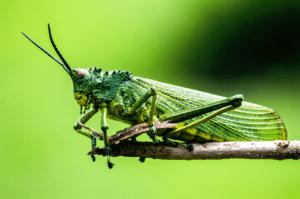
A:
[
  {"xmin": 22, "ymin": 24, "xmax": 97, "ymax": 113},
  {"xmin": 71, "ymin": 68, "xmax": 93, "ymax": 107},
  {"xmin": 23, "ymin": 25, "xmax": 131, "ymax": 112}
]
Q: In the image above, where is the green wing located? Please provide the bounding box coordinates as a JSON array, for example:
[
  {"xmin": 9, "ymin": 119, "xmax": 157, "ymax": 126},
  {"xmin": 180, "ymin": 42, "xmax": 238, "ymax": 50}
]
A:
[{"xmin": 127, "ymin": 77, "xmax": 287, "ymax": 141}]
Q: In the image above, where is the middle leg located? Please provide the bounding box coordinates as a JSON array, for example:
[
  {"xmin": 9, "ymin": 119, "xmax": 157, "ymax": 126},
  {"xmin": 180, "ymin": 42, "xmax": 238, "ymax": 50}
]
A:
[
  {"xmin": 147, "ymin": 87, "xmax": 159, "ymax": 144},
  {"xmin": 121, "ymin": 86, "xmax": 160, "ymax": 144}
]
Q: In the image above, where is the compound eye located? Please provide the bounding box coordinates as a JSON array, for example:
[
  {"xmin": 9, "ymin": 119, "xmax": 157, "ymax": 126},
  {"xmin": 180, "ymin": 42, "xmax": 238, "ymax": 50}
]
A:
[{"xmin": 77, "ymin": 69, "xmax": 86, "ymax": 79}]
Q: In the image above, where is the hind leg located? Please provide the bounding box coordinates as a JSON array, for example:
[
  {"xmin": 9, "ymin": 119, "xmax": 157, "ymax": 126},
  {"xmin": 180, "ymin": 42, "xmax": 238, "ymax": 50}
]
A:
[{"xmin": 163, "ymin": 95, "xmax": 243, "ymax": 150}]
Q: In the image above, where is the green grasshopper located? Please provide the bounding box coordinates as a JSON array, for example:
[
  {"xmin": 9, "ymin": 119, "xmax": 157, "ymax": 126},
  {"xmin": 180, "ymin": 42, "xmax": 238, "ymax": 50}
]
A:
[{"xmin": 22, "ymin": 24, "xmax": 287, "ymax": 169}]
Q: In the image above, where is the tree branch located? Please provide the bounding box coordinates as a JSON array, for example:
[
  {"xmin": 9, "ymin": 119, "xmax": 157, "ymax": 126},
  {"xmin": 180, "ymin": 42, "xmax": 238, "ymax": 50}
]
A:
[
  {"xmin": 88, "ymin": 140, "xmax": 300, "ymax": 160},
  {"xmin": 80, "ymin": 122, "xmax": 300, "ymax": 160}
]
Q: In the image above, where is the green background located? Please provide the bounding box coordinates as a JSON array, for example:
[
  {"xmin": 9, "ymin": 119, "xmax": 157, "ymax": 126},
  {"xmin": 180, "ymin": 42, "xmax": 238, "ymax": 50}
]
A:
[{"xmin": 1, "ymin": 0, "xmax": 300, "ymax": 198}]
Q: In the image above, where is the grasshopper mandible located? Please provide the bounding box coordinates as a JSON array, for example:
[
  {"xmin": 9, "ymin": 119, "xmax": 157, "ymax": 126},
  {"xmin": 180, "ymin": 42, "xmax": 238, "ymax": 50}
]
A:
[{"xmin": 22, "ymin": 24, "xmax": 287, "ymax": 169}]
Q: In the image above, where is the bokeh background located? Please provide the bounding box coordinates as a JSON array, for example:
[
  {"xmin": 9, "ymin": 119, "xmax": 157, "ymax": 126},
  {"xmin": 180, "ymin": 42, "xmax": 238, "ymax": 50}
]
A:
[{"xmin": 1, "ymin": 0, "xmax": 300, "ymax": 198}]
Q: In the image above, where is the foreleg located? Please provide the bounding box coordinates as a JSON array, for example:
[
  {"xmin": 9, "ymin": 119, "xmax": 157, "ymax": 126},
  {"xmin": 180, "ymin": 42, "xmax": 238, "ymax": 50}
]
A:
[
  {"xmin": 100, "ymin": 103, "xmax": 114, "ymax": 169},
  {"xmin": 73, "ymin": 106, "xmax": 99, "ymax": 160}
]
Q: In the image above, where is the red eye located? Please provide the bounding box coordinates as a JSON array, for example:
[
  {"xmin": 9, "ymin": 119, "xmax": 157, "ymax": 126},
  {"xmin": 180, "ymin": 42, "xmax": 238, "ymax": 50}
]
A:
[{"xmin": 77, "ymin": 69, "xmax": 86, "ymax": 79}]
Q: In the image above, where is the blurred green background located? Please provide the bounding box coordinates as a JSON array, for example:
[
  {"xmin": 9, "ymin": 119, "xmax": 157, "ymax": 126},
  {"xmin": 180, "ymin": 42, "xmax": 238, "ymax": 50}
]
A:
[{"xmin": 1, "ymin": 0, "xmax": 300, "ymax": 198}]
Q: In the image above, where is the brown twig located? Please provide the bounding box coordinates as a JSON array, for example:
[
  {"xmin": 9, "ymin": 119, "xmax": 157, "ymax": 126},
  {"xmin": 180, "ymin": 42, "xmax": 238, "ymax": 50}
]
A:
[
  {"xmin": 88, "ymin": 140, "xmax": 300, "ymax": 160},
  {"xmin": 80, "ymin": 122, "xmax": 300, "ymax": 160}
]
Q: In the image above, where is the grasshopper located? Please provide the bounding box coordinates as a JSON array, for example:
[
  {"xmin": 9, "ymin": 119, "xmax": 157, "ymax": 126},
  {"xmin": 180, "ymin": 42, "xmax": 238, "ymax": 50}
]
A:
[{"xmin": 22, "ymin": 24, "xmax": 287, "ymax": 169}]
